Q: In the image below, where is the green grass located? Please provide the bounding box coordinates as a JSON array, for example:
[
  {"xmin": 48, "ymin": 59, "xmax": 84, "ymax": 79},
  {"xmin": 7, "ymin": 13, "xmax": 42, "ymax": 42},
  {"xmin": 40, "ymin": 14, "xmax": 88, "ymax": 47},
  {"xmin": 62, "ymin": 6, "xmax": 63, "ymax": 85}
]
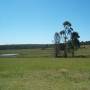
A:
[
  {"xmin": 0, "ymin": 48, "xmax": 54, "ymax": 58},
  {"xmin": 0, "ymin": 58, "xmax": 90, "ymax": 90},
  {"xmin": 0, "ymin": 45, "xmax": 90, "ymax": 58},
  {"xmin": 0, "ymin": 45, "xmax": 90, "ymax": 90}
]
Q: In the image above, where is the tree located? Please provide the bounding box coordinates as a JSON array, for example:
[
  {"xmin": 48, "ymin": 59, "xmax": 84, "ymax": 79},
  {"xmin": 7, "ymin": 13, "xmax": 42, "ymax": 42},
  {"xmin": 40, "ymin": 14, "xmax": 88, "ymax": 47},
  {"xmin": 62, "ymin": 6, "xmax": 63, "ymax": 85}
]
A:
[
  {"xmin": 54, "ymin": 32, "xmax": 60, "ymax": 57},
  {"xmin": 71, "ymin": 32, "xmax": 80, "ymax": 56},
  {"xmin": 54, "ymin": 21, "xmax": 80, "ymax": 57},
  {"xmin": 62, "ymin": 21, "xmax": 73, "ymax": 57}
]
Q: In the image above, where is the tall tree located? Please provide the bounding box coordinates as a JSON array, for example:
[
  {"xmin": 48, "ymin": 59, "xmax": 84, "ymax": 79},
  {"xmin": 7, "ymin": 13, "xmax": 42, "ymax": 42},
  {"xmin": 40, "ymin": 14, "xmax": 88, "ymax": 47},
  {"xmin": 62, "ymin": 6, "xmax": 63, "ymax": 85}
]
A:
[
  {"xmin": 54, "ymin": 32, "xmax": 60, "ymax": 57},
  {"xmin": 54, "ymin": 21, "xmax": 80, "ymax": 57},
  {"xmin": 71, "ymin": 31, "xmax": 80, "ymax": 56},
  {"xmin": 62, "ymin": 21, "xmax": 73, "ymax": 57}
]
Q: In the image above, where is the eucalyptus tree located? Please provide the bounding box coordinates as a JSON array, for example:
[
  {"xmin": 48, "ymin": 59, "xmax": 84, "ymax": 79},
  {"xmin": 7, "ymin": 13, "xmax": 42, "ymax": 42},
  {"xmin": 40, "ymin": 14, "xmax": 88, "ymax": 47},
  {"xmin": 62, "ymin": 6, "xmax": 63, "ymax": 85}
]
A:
[
  {"xmin": 54, "ymin": 32, "xmax": 60, "ymax": 57},
  {"xmin": 54, "ymin": 21, "xmax": 80, "ymax": 57},
  {"xmin": 60, "ymin": 21, "xmax": 73, "ymax": 57},
  {"xmin": 71, "ymin": 31, "xmax": 80, "ymax": 56}
]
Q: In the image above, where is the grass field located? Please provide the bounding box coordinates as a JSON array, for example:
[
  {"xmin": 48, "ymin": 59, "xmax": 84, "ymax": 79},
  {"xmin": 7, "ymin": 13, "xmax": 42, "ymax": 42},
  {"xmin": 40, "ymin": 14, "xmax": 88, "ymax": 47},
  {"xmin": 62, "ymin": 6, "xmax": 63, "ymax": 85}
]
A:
[
  {"xmin": 0, "ymin": 45, "xmax": 90, "ymax": 58},
  {"xmin": 0, "ymin": 58, "xmax": 90, "ymax": 90},
  {"xmin": 0, "ymin": 46, "xmax": 90, "ymax": 90}
]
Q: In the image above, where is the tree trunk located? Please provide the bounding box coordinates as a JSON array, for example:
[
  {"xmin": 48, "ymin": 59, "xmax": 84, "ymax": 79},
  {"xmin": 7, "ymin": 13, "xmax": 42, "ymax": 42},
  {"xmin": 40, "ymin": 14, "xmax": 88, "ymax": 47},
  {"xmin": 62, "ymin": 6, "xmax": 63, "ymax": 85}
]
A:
[
  {"xmin": 64, "ymin": 37, "xmax": 67, "ymax": 57},
  {"xmin": 55, "ymin": 44, "xmax": 58, "ymax": 57},
  {"xmin": 72, "ymin": 47, "xmax": 74, "ymax": 57},
  {"xmin": 72, "ymin": 40, "xmax": 75, "ymax": 57}
]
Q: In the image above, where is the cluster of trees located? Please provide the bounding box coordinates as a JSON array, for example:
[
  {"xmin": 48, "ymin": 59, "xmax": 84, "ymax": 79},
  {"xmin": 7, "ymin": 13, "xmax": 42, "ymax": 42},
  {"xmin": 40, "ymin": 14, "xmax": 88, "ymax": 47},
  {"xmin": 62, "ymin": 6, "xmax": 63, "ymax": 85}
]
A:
[
  {"xmin": 54, "ymin": 20, "xmax": 90, "ymax": 57},
  {"xmin": 0, "ymin": 44, "xmax": 50, "ymax": 50},
  {"xmin": 0, "ymin": 41, "xmax": 89, "ymax": 50},
  {"xmin": 54, "ymin": 21, "xmax": 80, "ymax": 57},
  {"xmin": 80, "ymin": 41, "xmax": 90, "ymax": 45}
]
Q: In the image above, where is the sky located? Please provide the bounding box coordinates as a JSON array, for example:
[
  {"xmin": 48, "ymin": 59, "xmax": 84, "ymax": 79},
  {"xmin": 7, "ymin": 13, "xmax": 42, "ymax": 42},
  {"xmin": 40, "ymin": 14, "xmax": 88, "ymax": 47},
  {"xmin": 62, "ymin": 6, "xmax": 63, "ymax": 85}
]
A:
[{"xmin": 0, "ymin": 0, "xmax": 90, "ymax": 45}]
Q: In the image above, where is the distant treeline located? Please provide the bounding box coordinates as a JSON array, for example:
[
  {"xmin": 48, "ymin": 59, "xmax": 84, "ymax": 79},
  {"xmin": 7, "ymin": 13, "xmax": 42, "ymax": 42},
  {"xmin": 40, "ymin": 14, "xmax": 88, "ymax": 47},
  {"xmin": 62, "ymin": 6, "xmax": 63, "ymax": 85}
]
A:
[
  {"xmin": 0, "ymin": 41, "xmax": 90, "ymax": 50},
  {"xmin": 80, "ymin": 41, "xmax": 90, "ymax": 45},
  {"xmin": 0, "ymin": 44, "xmax": 53, "ymax": 50}
]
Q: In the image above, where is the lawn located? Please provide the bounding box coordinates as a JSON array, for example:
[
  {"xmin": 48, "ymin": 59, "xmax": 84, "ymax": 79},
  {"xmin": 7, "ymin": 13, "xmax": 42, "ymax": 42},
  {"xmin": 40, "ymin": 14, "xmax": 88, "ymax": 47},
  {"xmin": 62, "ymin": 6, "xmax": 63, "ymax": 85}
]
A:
[{"xmin": 0, "ymin": 58, "xmax": 90, "ymax": 90}]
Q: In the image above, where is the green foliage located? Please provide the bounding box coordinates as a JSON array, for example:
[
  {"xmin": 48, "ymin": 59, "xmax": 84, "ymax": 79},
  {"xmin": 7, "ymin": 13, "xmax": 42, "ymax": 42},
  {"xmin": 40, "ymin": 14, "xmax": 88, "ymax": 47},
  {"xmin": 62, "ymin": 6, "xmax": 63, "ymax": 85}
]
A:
[
  {"xmin": 71, "ymin": 32, "xmax": 80, "ymax": 39},
  {"xmin": 63, "ymin": 21, "xmax": 72, "ymax": 27},
  {"xmin": 0, "ymin": 44, "xmax": 50, "ymax": 50}
]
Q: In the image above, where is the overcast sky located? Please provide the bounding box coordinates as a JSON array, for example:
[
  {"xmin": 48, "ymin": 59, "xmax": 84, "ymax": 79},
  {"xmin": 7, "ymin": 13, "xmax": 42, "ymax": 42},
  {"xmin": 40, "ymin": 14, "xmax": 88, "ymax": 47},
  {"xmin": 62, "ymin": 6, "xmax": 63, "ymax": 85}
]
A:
[{"xmin": 0, "ymin": 0, "xmax": 90, "ymax": 44}]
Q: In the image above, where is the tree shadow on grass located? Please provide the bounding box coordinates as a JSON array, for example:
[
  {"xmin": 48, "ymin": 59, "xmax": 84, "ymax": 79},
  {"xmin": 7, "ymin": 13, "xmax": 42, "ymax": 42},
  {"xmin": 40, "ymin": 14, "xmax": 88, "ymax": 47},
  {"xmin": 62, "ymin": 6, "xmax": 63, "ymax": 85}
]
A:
[
  {"xmin": 54, "ymin": 55, "xmax": 90, "ymax": 58},
  {"xmin": 72, "ymin": 55, "xmax": 90, "ymax": 58}
]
